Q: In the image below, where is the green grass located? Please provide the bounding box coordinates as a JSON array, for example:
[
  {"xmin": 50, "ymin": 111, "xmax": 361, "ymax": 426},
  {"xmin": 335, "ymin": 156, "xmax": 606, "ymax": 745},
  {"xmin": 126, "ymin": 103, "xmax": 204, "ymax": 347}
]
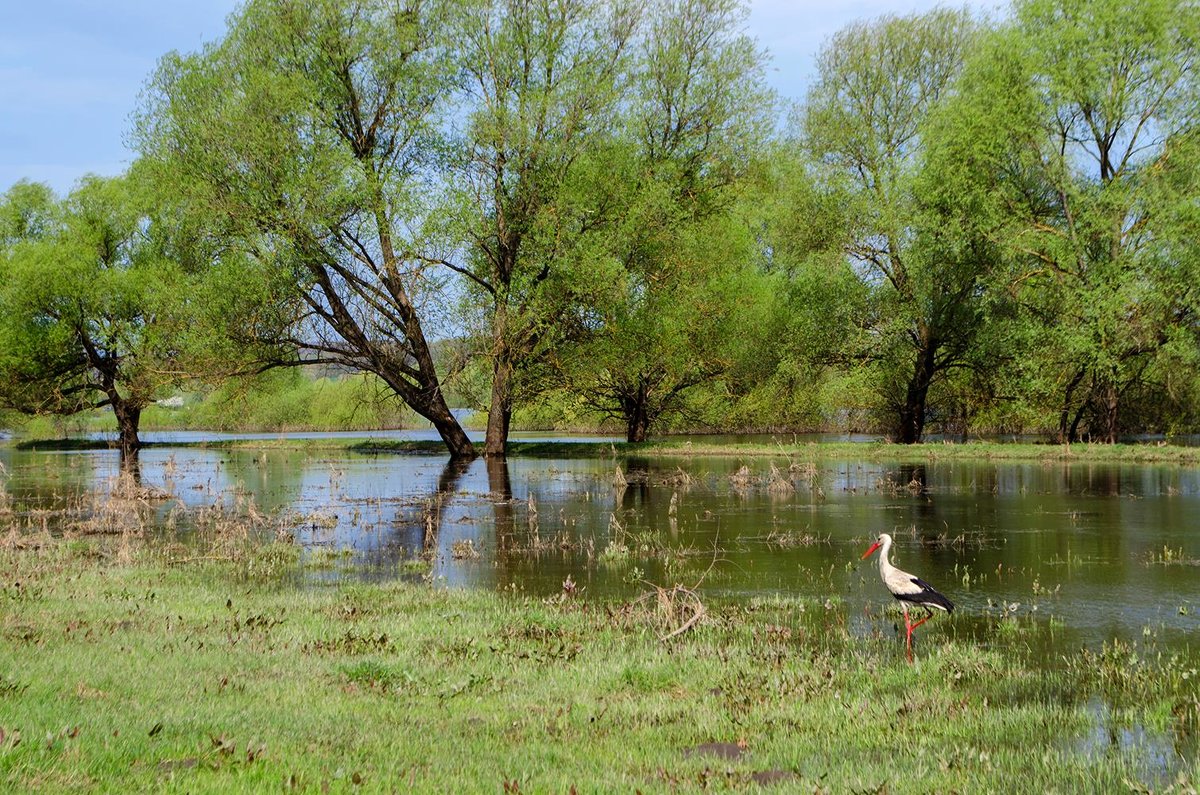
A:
[
  {"xmin": 1, "ymin": 536, "xmax": 1196, "ymax": 792},
  {"xmin": 13, "ymin": 436, "xmax": 1200, "ymax": 466},
  {"xmin": 2, "ymin": 371, "xmax": 416, "ymax": 440},
  {"xmin": 273, "ymin": 438, "xmax": 1200, "ymax": 465}
]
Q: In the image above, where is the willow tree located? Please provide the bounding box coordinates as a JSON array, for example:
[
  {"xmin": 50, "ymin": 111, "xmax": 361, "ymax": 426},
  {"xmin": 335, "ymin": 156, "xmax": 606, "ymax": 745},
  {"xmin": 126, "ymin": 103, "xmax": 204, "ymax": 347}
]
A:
[
  {"xmin": 1135, "ymin": 127, "xmax": 1200, "ymax": 432},
  {"xmin": 802, "ymin": 8, "xmax": 984, "ymax": 443},
  {"xmin": 136, "ymin": 0, "xmax": 476, "ymax": 460},
  {"xmin": 993, "ymin": 0, "xmax": 1200, "ymax": 442},
  {"xmin": 0, "ymin": 175, "xmax": 189, "ymax": 460},
  {"xmin": 558, "ymin": 0, "xmax": 773, "ymax": 443},
  {"xmin": 439, "ymin": 0, "xmax": 639, "ymax": 457}
]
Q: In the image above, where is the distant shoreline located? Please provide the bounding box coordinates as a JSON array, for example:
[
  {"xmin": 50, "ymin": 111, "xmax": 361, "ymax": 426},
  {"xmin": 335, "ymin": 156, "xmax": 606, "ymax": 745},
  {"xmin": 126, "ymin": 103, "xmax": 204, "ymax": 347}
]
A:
[{"xmin": 6, "ymin": 436, "xmax": 1200, "ymax": 464}]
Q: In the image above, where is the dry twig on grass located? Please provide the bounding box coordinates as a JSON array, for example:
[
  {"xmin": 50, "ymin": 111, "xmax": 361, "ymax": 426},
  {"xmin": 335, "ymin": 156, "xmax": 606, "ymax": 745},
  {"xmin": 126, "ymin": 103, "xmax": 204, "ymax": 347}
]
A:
[{"xmin": 627, "ymin": 540, "xmax": 724, "ymax": 642}]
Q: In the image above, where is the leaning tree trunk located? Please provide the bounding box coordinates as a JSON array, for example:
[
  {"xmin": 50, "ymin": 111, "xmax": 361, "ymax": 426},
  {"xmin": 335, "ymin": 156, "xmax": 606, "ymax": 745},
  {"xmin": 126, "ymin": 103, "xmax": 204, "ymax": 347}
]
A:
[
  {"xmin": 1056, "ymin": 367, "xmax": 1089, "ymax": 444},
  {"xmin": 422, "ymin": 398, "xmax": 476, "ymax": 462},
  {"xmin": 377, "ymin": 366, "xmax": 475, "ymax": 461},
  {"xmin": 367, "ymin": 176, "xmax": 476, "ymax": 462}
]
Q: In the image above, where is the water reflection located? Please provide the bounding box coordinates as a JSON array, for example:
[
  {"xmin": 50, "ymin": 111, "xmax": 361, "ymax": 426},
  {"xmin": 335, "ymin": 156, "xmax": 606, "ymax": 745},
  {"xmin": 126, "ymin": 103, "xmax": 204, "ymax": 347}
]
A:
[
  {"xmin": 3, "ymin": 446, "xmax": 1199, "ymax": 654},
  {"xmin": 487, "ymin": 455, "xmax": 516, "ymax": 550}
]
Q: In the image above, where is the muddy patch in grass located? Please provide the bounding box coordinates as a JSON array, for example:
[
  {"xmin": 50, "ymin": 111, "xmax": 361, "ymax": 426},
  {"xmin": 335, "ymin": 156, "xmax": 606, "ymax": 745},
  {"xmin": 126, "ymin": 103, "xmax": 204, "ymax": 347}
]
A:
[
  {"xmin": 750, "ymin": 769, "xmax": 796, "ymax": 786},
  {"xmin": 683, "ymin": 742, "xmax": 745, "ymax": 761}
]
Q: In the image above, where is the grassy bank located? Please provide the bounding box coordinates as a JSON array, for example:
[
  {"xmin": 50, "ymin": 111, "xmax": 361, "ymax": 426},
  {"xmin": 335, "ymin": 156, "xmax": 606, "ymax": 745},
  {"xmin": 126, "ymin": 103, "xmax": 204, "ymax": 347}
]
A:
[
  {"xmin": 1, "ymin": 530, "xmax": 1196, "ymax": 792},
  {"xmin": 14, "ymin": 436, "xmax": 1200, "ymax": 466},
  {"xmin": 1, "ymin": 372, "xmax": 417, "ymax": 440}
]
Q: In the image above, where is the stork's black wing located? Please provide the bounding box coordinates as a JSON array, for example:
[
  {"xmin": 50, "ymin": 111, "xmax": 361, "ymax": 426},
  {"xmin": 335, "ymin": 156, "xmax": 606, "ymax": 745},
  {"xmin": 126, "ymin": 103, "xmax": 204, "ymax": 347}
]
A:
[{"xmin": 896, "ymin": 577, "xmax": 954, "ymax": 613}]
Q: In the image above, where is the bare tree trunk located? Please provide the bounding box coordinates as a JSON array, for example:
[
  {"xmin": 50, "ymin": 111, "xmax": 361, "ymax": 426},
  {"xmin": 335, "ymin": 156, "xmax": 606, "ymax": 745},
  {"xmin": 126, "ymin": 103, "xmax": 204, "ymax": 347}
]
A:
[
  {"xmin": 625, "ymin": 387, "xmax": 651, "ymax": 443},
  {"xmin": 375, "ymin": 367, "xmax": 474, "ymax": 461},
  {"xmin": 1055, "ymin": 367, "xmax": 1088, "ymax": 444},
  {"xmin": 1095, "ymin": 377, "xmax": 1120, "ymax": 444},
  {"xmin": 365, "ymin": 172, "xmax": 476, "ymax": 462},
  {"xmin": 111, "ymin": 398, "xmax": 143, "ymax": 484},
  {"xmin": 626, "ymin": 412, "xmax": 650, "ymax": 443},
  {"xmin": 424, "ymin": 399, "xmax": 475, "ymax": 462},
  {"xmin": 1068, "ymin": 401, "xmax": 1088, "ymax": 443},
  {"xmin": 897, "ymin": 336, "xmax": 938, "ymax": 444},
  {"xmin": 485, "ymin": 329, "xmax": 514, "ymax": 458},
  {"xmin": 113, "ymin": 401, "xmax": 141, "ymax": 458}
]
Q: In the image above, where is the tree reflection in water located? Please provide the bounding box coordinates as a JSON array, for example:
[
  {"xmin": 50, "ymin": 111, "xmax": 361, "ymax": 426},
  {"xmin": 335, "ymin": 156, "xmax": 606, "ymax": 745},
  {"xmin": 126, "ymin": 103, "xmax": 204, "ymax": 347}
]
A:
[{"xmin": 421, "ymin": 456, "xmax": 474, "ymax": 556}]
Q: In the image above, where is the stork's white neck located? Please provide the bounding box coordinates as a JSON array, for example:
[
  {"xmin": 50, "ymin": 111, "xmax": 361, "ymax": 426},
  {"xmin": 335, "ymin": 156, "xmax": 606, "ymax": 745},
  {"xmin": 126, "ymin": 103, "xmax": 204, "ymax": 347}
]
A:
[{"xmin": 877, "ymin": 534, "xmax": 896, "ymax": 580}]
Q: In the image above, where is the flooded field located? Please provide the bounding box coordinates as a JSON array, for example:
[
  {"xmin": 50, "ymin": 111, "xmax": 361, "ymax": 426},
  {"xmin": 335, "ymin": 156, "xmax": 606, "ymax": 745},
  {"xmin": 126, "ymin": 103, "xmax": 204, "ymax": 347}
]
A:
[
  {"xmin": 2, "ymin": 440, "xmax": 1199, "ymax": 784},
  {"xmin": 3, "ymin": 442, "xmax": 1197, "ymax": 655}
]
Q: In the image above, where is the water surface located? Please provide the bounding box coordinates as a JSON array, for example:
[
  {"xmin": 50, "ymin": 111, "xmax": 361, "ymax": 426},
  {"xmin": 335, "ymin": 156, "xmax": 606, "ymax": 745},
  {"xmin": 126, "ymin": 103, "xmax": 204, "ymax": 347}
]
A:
[{"xmin": 3, "ymin": 443, "xmax": 1197, "ymax": 653}]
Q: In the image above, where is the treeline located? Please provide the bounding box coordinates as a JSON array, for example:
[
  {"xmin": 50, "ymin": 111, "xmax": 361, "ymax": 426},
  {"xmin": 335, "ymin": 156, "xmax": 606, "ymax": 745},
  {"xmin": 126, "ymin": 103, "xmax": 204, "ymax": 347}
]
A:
[
  {"xmin": 1, "ymin": 371, "xmax": 415, "ymax": 437},
  {"xmin": 1, "ymin": 0, "xmax": 1198, "ymax": 461},
  {"xmin": 151, "ymin": 371, "xmax": 417, "ymax": 433}
]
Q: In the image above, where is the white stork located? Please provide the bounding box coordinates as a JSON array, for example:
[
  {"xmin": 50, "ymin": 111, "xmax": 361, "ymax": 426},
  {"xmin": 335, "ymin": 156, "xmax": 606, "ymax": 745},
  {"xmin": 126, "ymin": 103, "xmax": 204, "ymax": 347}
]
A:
[{"xmin": 861, "ymin": 533, "xmax": 954, "ymax": 651}]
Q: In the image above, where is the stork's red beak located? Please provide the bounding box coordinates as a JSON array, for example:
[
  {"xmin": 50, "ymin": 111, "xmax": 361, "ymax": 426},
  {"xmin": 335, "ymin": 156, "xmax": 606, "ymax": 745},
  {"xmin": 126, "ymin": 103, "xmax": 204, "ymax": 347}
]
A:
[{"xmin": 861, "ymin": 541, "xmax": 881, "ymax": 560}]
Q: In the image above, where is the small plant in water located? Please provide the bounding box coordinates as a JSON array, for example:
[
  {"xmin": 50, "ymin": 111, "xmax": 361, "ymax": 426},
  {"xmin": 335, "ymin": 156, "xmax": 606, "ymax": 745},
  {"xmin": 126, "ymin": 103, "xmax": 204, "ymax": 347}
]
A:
[
  {"xmin": 307, "ymin": 546, "xmax": 352, "ymax": 569},
  {"xmin": 1031, "ymin": 576, "xmax": 1060, "ymax": 596},
  {"xmin": 599, "ymin": 540, "xmax": 631, "ymax": 565},
  {"xmin": 451, "ymin": 539, "xmax": 481, "ymax": 560},
  {"xmin": 766, "ymin": 527, "xmax": 829, "ymax": 548},
  {"xmin": 401, "ymin": 557, "xmax": 432, "ymax": 574},
  {"xmin": 1146, "ymin": 545, "xmax": 1195, "ymax": 565}
]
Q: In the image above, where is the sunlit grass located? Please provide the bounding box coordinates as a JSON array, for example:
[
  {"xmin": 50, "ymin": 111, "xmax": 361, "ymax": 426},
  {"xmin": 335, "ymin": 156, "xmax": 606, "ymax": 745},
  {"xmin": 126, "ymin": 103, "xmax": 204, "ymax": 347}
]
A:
[{"xmin": 0, "ymin": 530, "xmax": 1197, "ymax": 792}]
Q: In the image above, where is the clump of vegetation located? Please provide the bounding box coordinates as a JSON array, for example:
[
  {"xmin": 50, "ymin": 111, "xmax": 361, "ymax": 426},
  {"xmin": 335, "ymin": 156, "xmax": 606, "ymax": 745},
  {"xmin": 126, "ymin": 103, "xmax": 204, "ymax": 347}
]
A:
[
  {"xmin": 450, "ymin": 538, "xmax": 481, "ymax": 560},
  {"xmin": 144, "ymin": 370, "xmax": 416, "ymax": 433},
  {"xmin": 1146, "ymin": 545, "xmax": 1198, "ymax": 566}
]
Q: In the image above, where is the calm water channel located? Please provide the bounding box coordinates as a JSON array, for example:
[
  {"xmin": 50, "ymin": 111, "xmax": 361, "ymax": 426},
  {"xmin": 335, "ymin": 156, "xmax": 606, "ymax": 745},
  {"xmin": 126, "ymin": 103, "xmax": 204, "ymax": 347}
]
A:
[{"xmin": 3, "ymin": 439, "xmax": 1198, "ymax": 657}]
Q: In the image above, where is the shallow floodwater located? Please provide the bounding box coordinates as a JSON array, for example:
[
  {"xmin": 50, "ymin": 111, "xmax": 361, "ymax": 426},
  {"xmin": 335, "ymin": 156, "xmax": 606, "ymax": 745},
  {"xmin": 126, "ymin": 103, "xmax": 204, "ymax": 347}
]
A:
[
  {"xmin": 3, "ymin": 442, "xmax": 1198, "ymax": 654},
  {"xmin": 5, "ymin": 438, "xmax": 1198, "ymax": 779}
]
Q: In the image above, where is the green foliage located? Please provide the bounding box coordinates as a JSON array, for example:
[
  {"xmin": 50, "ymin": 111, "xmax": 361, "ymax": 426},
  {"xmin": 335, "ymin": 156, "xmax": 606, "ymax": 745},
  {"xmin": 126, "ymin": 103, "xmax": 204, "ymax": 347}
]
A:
[
  {"xmin": 439, "ymin": 0, "xmax": 644, "ymax": 451},
  {"xmin": 4, "ymin": 0, "xmax": 1200, "ymax": 444},
  {"xmin": 0, "ymin": 174, "xmax": 195, "ymax": 451},
  {"xmin": 146, "ymin": 371, "xmax": 416, "ymax": 433},
  {"xmin": 135, "ymin": 0, "xmax": 475, "ymax": 457},
  {"xmin": 0, "ymin": 181, "xmax": 56, "ymax": 246},
  {"xmin": 971, "ymin": 0, "xmax": 1200, "ymax": 441},
  {"xmin": 799, "ymin": 7, "xmax": 1002, "ymax": 443},
  {"xmin": 545, "ymin": 0, "xmax": 775, "ymax": 441},
  {"xmin": 509, "ymin": 388, "xmax": 606, "ymax": 433}
]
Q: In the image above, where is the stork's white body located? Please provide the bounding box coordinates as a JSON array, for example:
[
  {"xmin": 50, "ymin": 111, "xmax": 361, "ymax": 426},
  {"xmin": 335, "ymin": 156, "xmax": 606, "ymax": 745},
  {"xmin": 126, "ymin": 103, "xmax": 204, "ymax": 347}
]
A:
[
  {"xmin": 873, "ymin": 534, "xmax": 952, "ymax": 610},
  {"xmin": 863, "ymin": 533, "xmax": 953, "ymax": 652}
]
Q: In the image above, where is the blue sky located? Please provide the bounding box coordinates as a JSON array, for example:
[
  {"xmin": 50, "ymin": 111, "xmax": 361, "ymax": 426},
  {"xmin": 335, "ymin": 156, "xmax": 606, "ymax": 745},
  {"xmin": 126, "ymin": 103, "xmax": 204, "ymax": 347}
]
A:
[{"xmin": 0, "ymin": 0, "xmax": 998, "ymax": 195}]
